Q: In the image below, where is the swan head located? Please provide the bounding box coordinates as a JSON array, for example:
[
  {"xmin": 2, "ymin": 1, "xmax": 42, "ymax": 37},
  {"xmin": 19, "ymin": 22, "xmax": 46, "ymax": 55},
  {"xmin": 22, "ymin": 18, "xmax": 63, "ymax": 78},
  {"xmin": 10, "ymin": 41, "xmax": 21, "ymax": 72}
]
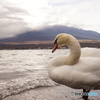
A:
[{"xmin": 52, "ymin": 33, "xmax": 70, "ymax": 53}]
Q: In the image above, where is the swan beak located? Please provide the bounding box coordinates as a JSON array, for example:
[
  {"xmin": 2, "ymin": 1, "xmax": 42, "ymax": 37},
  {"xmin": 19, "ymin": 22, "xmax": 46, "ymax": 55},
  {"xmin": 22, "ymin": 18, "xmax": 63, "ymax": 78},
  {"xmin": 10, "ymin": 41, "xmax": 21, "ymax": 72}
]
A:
[{"xmin": 52, "ymin": 44, "xmax": 58, "ymax": 53}]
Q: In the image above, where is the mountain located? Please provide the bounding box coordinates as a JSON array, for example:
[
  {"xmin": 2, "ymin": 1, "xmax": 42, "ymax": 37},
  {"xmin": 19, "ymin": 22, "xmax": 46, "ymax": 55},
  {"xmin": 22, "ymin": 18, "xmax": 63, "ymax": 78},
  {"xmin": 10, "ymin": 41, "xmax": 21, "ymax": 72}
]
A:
[{"xmin": 0, "ymin": 25, "xmax": 100, "ymax": 42}]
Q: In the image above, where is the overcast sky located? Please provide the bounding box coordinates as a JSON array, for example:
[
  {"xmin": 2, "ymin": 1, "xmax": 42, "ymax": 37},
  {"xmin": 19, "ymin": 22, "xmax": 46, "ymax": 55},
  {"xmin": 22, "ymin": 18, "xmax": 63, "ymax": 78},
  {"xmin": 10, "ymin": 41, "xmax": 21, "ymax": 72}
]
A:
[{"xmin": 0, "ymin": 0, "xmax": 100, "ymax": 38}]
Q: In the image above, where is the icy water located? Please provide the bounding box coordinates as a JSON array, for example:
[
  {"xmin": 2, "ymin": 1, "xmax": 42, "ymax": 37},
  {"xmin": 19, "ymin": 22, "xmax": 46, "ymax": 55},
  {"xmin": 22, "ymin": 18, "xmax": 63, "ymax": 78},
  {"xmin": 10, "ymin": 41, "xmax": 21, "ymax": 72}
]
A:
[{"xmin": 0, "ymin": 49, "xmax": 68, "ymax": 99}]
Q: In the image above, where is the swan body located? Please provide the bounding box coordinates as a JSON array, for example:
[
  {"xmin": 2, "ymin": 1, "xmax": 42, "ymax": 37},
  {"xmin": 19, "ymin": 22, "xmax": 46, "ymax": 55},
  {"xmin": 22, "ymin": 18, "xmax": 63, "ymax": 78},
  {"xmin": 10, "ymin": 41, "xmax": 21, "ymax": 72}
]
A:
[
  {"xmin": 48, "ymin": 33, "xmax": 100, "ymax": 91},
  {"xmin": 81, "ymin": 47, "xmax": 100, "ymax": 57},
  {"xmin": 49, "ymin": 57, "xmax": 100, "ymax": 90}
]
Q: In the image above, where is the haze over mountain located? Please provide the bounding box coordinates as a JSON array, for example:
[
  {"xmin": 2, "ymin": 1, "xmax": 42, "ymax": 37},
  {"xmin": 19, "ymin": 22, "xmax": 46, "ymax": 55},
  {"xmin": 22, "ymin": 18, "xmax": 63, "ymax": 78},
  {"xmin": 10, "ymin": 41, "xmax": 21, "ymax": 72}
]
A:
[{"xmin": 0, "ymin": 25, "xmax": 100, "ymax": 42}]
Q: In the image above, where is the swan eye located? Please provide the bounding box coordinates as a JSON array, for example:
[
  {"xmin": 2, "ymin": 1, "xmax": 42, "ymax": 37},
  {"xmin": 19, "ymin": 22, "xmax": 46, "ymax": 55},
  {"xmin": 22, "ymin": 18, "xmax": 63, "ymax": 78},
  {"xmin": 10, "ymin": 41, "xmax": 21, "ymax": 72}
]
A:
[{"xmin": 54, "ymin": 39, "xmax": 58, "ymax": 44}]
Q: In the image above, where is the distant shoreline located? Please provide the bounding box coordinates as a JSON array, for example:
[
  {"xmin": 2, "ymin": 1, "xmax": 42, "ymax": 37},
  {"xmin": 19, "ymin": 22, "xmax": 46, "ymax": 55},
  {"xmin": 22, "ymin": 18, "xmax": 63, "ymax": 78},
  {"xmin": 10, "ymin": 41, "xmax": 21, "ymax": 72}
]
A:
[{"xmin": 0, "ymin": 40, "xmax": 100, "ymax": 49}]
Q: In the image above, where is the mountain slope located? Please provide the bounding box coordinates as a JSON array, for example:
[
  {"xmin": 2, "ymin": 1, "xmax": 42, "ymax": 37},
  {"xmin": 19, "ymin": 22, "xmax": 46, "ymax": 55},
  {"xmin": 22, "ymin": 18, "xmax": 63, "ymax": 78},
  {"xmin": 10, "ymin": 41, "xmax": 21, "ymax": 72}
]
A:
[{"xmin": 0, "ymin": 25, "xmax": 100, "ymax": 42}]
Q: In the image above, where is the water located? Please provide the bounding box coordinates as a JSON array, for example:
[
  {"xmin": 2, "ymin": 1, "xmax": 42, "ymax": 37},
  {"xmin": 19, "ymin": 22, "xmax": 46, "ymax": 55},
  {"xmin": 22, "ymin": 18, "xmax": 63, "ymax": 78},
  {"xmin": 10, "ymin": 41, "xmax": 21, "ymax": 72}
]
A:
[{"xmin": 0, "ymin": 49, "xmax": 68, "ymax": 99}]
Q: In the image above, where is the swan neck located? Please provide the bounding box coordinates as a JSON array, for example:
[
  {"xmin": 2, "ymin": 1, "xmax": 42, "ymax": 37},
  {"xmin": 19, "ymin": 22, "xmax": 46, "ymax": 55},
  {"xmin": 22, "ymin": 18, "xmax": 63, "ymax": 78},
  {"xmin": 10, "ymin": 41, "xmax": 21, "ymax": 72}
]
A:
[{"xmin": 66, "ymin": 36, "xmax": 81, "ymax": 65}]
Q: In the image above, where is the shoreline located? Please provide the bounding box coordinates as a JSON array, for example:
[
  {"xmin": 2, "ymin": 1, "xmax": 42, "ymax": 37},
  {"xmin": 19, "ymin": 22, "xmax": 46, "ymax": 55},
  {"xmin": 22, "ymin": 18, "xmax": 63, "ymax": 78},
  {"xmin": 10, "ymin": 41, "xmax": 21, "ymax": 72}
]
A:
[
  {"xmin": 3, "ymin": 85, "xmax": 100, "ymax": 100},
  {"xmin": 0, "ymin": 42, "xmax": 100, "ymax": 50}
]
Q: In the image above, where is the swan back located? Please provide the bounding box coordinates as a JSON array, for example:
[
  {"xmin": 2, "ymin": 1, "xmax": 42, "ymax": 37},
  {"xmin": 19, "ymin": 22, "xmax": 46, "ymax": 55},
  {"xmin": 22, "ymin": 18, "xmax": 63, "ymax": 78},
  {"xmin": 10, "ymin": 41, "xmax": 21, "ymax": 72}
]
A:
[{"xmin": 81, "ymin": 47, "xmax": 100, "ymax": 57}]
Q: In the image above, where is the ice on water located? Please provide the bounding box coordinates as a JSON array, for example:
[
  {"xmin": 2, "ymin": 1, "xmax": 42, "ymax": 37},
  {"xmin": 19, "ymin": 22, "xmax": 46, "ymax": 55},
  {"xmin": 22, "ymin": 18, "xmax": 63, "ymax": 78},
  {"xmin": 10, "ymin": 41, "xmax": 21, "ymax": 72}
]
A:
[{"xmin": 0, "ymin": 49, "xmax": 67, "ymax": 99}]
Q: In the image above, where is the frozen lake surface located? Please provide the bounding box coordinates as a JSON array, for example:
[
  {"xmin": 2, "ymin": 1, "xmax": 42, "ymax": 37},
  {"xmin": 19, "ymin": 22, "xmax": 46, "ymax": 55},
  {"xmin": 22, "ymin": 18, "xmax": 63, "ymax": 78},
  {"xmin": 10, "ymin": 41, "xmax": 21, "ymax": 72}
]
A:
[{"xmin": 0, "ymin": 49, "xmax": 68, "ymax": 99}]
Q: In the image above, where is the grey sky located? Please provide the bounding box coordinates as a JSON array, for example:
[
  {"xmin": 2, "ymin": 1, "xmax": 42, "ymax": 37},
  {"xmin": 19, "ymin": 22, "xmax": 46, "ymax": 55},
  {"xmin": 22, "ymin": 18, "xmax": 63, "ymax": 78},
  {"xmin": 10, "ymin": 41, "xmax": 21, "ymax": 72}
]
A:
[{"xmin": 0, "ymin": 0, "xmax": 100, "ymax": 38}]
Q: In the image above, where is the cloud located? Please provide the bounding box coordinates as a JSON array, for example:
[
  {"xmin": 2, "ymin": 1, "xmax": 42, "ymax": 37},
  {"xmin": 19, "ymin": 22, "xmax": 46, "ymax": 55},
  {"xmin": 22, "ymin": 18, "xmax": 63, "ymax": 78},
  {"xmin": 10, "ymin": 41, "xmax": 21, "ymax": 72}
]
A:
[
  {"xmin": 48, "ymin": 0, "xmax": 100, "ymax": 32},
  {"xmin": 0, "ymin": 0, "xmax": 100, "ymax": 39},
  {"xmin": 0, "ymin": 17, "xmax": 30, "ymax": 38},
  {"xmin": 0, "ymin": 0, "xmax": 30, "ymax": 38}
]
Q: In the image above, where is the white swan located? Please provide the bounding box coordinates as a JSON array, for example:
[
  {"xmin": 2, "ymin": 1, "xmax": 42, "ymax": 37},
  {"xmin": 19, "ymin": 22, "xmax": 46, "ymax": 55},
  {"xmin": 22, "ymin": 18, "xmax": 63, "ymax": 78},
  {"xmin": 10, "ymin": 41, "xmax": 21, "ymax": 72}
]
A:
[{"xmin": 48, "ymin": 33, "xmax": 100, "ymax": 100}]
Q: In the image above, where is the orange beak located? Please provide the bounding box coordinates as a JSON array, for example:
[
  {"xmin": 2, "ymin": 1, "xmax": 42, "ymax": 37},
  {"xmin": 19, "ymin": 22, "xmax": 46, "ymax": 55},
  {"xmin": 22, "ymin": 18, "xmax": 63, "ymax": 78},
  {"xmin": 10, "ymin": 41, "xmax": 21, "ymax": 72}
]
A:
[{"xmin": 52, "ymin": 44, "xmax": 58, "ymax": 53}]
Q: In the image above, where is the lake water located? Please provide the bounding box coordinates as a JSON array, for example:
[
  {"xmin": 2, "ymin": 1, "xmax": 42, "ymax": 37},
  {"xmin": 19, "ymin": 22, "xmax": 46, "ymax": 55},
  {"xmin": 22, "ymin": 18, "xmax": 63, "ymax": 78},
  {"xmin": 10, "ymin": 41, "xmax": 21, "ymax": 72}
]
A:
[{"xmin": 0, "ymin": 49, "xmax": 68, "ymax": 99}]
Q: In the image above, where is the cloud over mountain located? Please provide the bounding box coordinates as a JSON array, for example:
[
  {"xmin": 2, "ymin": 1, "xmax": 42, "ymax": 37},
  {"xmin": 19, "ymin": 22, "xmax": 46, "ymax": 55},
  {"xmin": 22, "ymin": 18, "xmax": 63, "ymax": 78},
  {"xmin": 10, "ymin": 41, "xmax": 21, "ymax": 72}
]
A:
[
  {"xmin": 0, "ymin": 0, "xmax": 100, "ymax": 39},
  {"xmin": 0, "ymin": 25, "xmax": 100, "ymax": 42}
]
